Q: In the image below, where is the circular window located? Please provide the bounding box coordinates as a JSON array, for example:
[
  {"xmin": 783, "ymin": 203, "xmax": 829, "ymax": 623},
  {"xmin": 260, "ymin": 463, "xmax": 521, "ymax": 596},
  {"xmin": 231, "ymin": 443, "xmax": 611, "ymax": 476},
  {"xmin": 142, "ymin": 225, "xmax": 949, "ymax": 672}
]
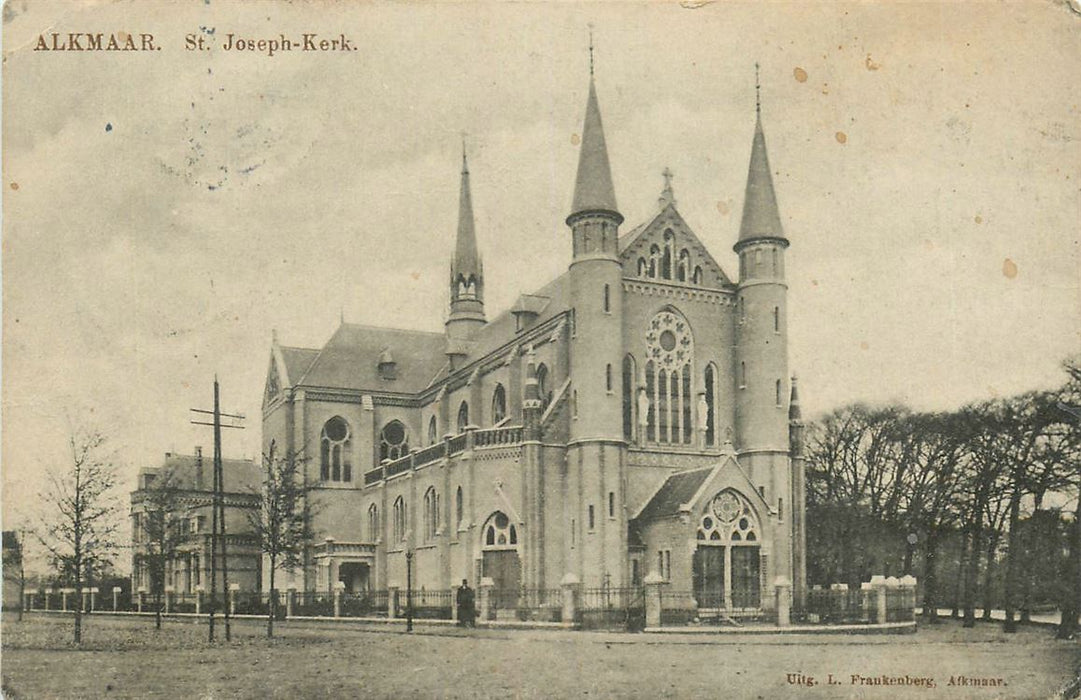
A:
[
  {"xmin": 711, "ymin": 492, "xmax": 742, "ymax": 523},
  {"xmin": 383, "ymin": 421, "xmax": 405, "ymax": 445},
  {"xmin": 702, "ymin": 516, "xmax": 714, "ymax": 531},
  {"xmin": 739, "ymin": 517, "xmax": 749, "ymax": 530},
  {"xmin": 659, "ymin": 330, "xmax": 677, "ymax": 352},
  {"xmin": 644, "ymin": 310, "xmax": 694, "ymax": 370},
  {"xmin": 380, "ymin": 420, "xmax": 410, "ymax": 461},
  {"xmin": 494, "ymin": 512, "xmax": 509, "ymax": 529},
  {"xmin": 325, "ymin": 417, "xmax": 348, "ymax": 441}
]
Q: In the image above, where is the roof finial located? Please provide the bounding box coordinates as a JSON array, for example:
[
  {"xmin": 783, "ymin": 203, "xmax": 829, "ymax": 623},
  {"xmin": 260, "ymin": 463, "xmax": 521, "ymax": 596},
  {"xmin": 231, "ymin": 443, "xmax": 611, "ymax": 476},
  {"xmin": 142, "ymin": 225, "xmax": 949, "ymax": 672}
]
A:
[
  {"xmin": 755, "ymin": 62, "xmax": 761, "ymax": 115},
  {"xmin": 588, "ymin": 24, "xmax": 595, "ymax": 77},
  {"xmin": 659, "ymin": 167, "xmax": 676, "ymax": 209}
]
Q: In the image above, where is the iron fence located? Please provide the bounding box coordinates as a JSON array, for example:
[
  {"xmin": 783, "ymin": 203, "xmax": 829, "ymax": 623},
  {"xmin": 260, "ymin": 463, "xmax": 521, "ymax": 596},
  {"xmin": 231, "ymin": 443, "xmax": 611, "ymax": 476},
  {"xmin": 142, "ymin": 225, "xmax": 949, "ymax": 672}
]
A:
[{"xmin": 578, "ymin": 586, "xmax": 645, "ymax": 631}]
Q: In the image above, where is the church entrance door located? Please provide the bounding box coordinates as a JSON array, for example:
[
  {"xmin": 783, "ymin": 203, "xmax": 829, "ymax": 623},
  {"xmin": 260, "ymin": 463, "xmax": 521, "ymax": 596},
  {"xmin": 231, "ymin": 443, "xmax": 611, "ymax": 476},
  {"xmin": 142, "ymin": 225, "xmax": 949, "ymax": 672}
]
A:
[
  {"xmin": 692, "ymin": 545, "xmax": 725, "ymax": 609},
  {"xmin": 730, "ymin": 546, "xmax": 761, "ymax": 609},
  {"xmin": 482, "ymin": 550, "xmax": 520, "ymax": 611}
]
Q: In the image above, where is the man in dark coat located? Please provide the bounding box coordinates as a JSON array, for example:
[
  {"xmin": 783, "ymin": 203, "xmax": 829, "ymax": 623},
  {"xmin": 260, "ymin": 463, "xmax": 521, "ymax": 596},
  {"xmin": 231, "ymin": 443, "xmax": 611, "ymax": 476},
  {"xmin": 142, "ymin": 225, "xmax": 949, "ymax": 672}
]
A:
[{"xmin": 457, "ymin": 579, "xmax": 476, "ymax": 628}]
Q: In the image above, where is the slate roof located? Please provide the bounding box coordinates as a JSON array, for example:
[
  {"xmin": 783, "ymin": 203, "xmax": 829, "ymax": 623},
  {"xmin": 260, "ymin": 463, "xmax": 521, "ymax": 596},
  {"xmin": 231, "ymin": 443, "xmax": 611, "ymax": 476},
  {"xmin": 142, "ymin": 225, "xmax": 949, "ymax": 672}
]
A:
[
  {"xmin": 569, "ymin": 78, "xmax": 619, "ymax": 219},
  {"xmin": 279, "ymin": 346, "xmax": 319, "ymax": 384},
  {"xmin": 633, "ymin": 467, "xmax": 713, "ymax": 522},
  {"xmin": 737, "ymin": 112, "xmax": 785, "ymax": 244},
  {"xmin": 141, "ymin": 453, "xmax": 262, "ymax": 494},
  {"xmin": 297, "ymin": 324, "xmax": 448, "ymax": 394}
]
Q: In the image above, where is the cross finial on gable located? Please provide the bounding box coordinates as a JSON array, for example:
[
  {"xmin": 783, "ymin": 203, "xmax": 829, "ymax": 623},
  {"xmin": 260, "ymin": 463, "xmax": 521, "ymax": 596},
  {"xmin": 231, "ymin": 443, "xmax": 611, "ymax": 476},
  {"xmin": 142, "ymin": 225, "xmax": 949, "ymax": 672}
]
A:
[{"xmin": 658, "ymin": 166, "xmax": 676, "ymax": 209}]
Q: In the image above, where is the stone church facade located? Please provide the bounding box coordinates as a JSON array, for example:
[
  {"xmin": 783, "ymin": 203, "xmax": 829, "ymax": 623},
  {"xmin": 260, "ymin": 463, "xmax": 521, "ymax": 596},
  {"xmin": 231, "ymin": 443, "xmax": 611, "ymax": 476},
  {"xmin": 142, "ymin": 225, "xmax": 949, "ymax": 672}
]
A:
[{"xmin": 261, "ymin": 68, "xmax": 808, "ymax": 616}]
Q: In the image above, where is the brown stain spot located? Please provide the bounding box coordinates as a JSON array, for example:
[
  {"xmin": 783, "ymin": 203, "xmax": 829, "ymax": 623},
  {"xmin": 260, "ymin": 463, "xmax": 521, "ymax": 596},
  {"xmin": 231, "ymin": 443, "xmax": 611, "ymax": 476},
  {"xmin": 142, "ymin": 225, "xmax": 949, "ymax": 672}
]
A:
[
  {"xmin": 715, "ymin": 200, "xmax": 730, "ymax": 216},
  {"xmin": 1002, "ymin": 258, "xmax": 1018, "ymax": 279},
  {"xmin": 835, "ymin": 131, "xmax": 847, "ymax": 144},
  {"xmin": 860, "ymin": 341, "xmax": 870, "ymax": 350},
  {"xmin": 865, "ymin": 54, "xmax": 880, "ymax": 71},
  {"xmin": 793, "ymin": 67, "xmax": 808, "ymax": 83},
  {"xmin": 811, "ymin": 279, "xmax": 819, "ymax": 287},
  {"xmin": 9, "ymin": 182, "xmax": 18, "ymax": 190},
  {"xmin": 974, "ymin": 215, "xmax": 983, "ymax": 224},
  {"xmin": 570, "ymin": 133, "xmax": 580, "ymax": 146},
  {"xmin": 923, "ymin": 239, "xmax": 935, "ymax": 251},
  {"xmin": 411, "ymin": 272, "xmax": 421, "ymax": 280}
]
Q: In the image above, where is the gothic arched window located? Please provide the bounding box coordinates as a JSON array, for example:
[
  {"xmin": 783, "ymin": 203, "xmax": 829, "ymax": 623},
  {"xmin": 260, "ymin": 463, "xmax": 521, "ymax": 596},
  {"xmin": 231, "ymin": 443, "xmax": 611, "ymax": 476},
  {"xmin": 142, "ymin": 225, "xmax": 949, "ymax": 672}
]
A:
[
  {"xmin": 643, "ymin": 309, "xmax": 694, "ymax": 444},
  {"xmin": 428, "ymin": 416, "xmax": 438, "ymax": 445},
  {"xmin": 491, "ymin": 385, "xmax": 507, "ymax": 425},
  {"xmin": 622, "ymin": 355, "xmax": 635, "ymax": 441},
  {"xmin": 677, "ymin": 249, "xmax": 690, "ymax": 282},
  {"xmin": 704, "ymin": 363, "xmax": 717, "ymax": 446},
  {"xmin": 455, "ymin": 485, "xmax": 464, "ymax": 528},
  {"xmin": 393, "ymin": 496, "xmax": 406, "ymax": 542},
  {"xmin": 482, "ymin": 511, "xmax": 517, "ymax": 549},
  {"xmin": 536, "ymin": 364, "xmax": 550, "ymax": 408},
  {"xmin": 692, "ymin": 266, "xmax": 703, "ymax": 285},
  {"xmin": 649, "ymin": 244, "xmax": 660, "ymax": 277},
  {"xmin": 662, "ymin": 231, "xmax": 674, "ymax": 279},
  {"xmin": 637, "ymin": 257, "xmax": 647, "ymax": 276},
  {"xmin": 423, "ymin": 487, "xmax": 439, "ymax": 542},
  {"xmin": 457, "ymin": 401, "xmax": 470, "ymax": 432},
  {"xmin": 320, "ymin": 416, "xmax": 352, "ymax": 482},
  {"xmin": 368, "ymin": 503, "xmax": 379, "ymax": 541},
  {"xmin": 379, "ymin": 420, "xmax": 409, "ymax": 462}
]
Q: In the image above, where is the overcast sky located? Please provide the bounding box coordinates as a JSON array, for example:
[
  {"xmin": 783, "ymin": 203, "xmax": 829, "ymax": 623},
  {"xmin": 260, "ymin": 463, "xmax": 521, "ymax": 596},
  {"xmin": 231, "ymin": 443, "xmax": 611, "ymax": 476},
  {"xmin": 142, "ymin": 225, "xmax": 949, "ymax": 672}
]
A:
[{"xmin": 3, "ymin": 1, "xmax": 1079, "ymax": 528}]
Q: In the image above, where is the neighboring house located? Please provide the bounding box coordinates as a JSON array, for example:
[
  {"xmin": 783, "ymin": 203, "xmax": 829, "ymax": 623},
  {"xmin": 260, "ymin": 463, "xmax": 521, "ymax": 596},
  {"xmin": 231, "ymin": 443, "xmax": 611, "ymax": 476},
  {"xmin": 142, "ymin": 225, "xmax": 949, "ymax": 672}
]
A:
[
  {"xmin": 130, "ymin": 449, "xmax": 262, "ymax": 594},
  {"xmin": 261, "ymin": 65, "xmax": 808, "ymax": 618}
]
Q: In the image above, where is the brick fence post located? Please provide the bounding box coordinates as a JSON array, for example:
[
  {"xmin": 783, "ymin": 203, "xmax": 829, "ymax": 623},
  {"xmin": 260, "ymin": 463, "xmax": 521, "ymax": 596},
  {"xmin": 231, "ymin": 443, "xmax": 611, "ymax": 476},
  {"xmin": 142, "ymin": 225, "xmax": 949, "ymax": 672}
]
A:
[
  {"xmin": 775, "ymin": 577, "xmax": 792, "ymax": 627},
  {"xmin": 870, "ymin": 575, "xmax": 887, "ymax": 623},
  {"xmin": 388, "ymin": 584, "xmax": 399, "ymax": 619},
  {"xmin": 195, "ymin": 586, "xmax": 203, "ymax": 615},
  {"xmin": 560, "ymin": 573, "xmax": 580, "ymax": 626},
  {"xmin": 479, "ymin": 577, "xmax": 495, "ymax": 622},
  {"xmin": 334, "ymin": 581, "xmax": 344, "ymax": 618},
  {"xmin": 286, "ymin": 586, "xmax": 295, "ymax": 618},
  {"xmin": 644, "ymin": 572, "xmax": 664, "ymax": 629}
]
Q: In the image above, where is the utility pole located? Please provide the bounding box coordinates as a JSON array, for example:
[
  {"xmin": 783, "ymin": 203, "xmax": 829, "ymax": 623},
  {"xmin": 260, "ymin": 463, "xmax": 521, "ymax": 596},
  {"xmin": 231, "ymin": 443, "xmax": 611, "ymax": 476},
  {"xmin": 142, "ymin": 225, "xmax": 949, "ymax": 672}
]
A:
[{"xmin": 191, "ymin": 377, "xmax": 245, "ymax": 642}]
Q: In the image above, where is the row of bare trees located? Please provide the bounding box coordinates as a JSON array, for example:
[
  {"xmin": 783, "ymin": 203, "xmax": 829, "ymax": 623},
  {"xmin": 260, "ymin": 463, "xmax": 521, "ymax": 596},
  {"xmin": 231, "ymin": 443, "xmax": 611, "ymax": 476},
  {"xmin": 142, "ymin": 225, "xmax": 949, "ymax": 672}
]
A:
[
  {"xmin": 805, "ymin": 361, "xmax": 1081, "ymax": 636},
  {"xmin": 27, "ymin": 427, "xmax": 315, "ymax": 643}
]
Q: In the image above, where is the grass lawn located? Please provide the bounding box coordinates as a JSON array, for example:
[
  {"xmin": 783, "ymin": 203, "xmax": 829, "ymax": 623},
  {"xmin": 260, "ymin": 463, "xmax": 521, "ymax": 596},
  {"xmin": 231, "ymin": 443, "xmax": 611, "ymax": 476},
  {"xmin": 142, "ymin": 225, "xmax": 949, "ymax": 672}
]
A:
[{"xmin": 2, "ymin": 612, "xmax": 1078, "ymax": 699}]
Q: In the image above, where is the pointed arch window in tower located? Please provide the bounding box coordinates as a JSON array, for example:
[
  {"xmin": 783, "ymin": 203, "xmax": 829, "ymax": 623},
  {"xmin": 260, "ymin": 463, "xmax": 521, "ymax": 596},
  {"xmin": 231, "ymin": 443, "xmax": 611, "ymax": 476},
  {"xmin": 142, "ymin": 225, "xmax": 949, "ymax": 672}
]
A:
[
  {"xmin": 776, "ymin": 379, "xmax": 783, "ymax": 407},
  {"xmin": 704, "ymin": 364, "xmax": 717, "ymax": 446},
  {"xmin": 393, "ymin": 496, "xmax": 406, "ymax": 543},
  {"xmin": 772, "ymin": 247, "xmax": 779, "ymax": 275},
  {"xmin": 457, "ymin": 401, "xmax": 470, "ymax": 432},
  {"xmin": 428, "ymin": 416, "xmax": 438, "ymax": 445},
  {"xmin": 649, "ymin": 244, "xmax": 660, "ymax": 278},
  {"xmin": 622, "ymin": 354, "xmax": 635, "ymax": 441},
  {"xmin": 536, "ymin": 364, "xmax": 550, "ymax": 409},
  {"xmin": 455, "ymin": 485, "xmax": 464, "ymax": 529},
  {"xmin": 423, "ymin": 487, "xmax": 439, "ymax": 542},
  {"xmin": 491, "ymin": 384, "xmax": 507, "ymax": 425},
  {"xmin": 603, "ymin": 284, "xmax": 610, "ymax": 313},
  {"xmin": 677, "ymin": 249, "xmax": 690, "ymax": 282},
  {"xmin": 693, "ymin": 266, "xmax": 703, "ymax": 285},
  {"xmin": 606, "ymin": 363, "xmax": 613, "ymax": 393},
  {"xmin": 637, "ymin": 257, "xmax": 648, "ymax": 276}
]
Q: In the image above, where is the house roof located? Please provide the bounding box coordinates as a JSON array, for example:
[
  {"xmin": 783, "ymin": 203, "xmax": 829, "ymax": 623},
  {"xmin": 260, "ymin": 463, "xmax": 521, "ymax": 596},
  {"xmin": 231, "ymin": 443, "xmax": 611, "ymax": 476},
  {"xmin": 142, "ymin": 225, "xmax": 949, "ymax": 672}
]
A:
[
  {"xmin": 279, "ymin": 346, "xmax": 319, "ymax": 385},
  {"xmin": 296, "ymin": 323, "xmax": 448, "ymax": 394},
  {"xmin": 633, "ymin": 467, "xmax": 713, "ymax": 522},
  {"xmin": 140, "ymin": 452, "xmax": 261, "ymax": 494}
]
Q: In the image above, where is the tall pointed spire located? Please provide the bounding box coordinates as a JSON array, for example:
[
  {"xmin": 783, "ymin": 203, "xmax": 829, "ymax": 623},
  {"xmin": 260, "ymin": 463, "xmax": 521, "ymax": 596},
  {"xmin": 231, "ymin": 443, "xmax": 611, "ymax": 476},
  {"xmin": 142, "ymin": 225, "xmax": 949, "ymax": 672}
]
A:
[
  {"xmin": 568, "ymin": 55, "xmax": 621, "ymax": 224},
  {"xmin": 737, "ymin": 66, "xmax": 785, "ymax": 246},
  {"xmin": 453, "ymin": 145, "xmax": 481, "ymax": 281},
  {"xmin": 447, "ymin": 145, "xmax": 485, "ymax": 340}
]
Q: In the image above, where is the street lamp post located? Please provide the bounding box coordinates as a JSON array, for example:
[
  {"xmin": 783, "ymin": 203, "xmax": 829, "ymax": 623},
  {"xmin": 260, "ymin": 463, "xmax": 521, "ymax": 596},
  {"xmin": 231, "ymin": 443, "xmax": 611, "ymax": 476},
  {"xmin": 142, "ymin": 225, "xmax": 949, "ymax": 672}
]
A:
[{"xmin": 405, "ymin": 549, "xmax": 414, "ymax": 633}]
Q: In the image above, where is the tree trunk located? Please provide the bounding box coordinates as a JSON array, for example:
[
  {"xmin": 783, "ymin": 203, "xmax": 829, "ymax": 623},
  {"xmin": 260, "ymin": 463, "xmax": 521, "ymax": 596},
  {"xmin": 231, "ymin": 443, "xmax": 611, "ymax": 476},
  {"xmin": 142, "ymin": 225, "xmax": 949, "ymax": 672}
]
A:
[
  {"xmin": 1003, "ymin": 489, "xmax": 1022, "ymax": 633},
  {"xmin": 953, "ymin": 528, "xmax": 969, "ymax": 619},
  {"xmin": 267, "ymin": 557, "xmax": 276, "ymax": 639},
  {"xmin": 922, "ymin": 529, "xmax": 941, "ymax": 623},
  {"xmin": 980, "ymin": 534, "xmax": 998, "ymax": 621},
  {"xmin": 1058, "ymin": 480, "xmax": 1081, "ymax": 640},
  {"xmin": 963, "ymin": 522, "xmax": 981, "ymax": 628}
]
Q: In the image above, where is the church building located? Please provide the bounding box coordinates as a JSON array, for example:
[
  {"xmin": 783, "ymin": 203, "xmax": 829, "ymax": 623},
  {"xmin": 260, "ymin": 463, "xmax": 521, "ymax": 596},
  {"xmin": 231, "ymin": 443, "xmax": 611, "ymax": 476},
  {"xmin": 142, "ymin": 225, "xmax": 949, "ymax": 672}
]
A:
[{"xmin": 261, "ymin": 64, "xmax": 808, "ymax": 617}]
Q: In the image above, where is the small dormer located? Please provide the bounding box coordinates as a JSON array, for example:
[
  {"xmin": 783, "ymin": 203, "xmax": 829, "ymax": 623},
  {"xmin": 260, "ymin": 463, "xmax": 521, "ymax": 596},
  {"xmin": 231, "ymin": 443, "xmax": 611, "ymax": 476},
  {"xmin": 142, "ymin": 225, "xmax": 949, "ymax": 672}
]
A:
[
  {"xmin": 377, "ymin": 348, "xmax": 397, "ymax": 381},
  {"xmin": 510, "ymin": 294, "xmax": 550, "ymax": 333}
]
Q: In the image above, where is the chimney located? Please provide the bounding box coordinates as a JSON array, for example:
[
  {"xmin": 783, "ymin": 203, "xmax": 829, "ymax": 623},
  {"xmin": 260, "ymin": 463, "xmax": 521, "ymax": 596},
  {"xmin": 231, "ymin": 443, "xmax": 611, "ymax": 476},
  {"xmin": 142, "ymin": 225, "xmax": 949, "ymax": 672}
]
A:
[{"xmin": 195, "ymin": 446, "xmax": 204, "ymax": 490}]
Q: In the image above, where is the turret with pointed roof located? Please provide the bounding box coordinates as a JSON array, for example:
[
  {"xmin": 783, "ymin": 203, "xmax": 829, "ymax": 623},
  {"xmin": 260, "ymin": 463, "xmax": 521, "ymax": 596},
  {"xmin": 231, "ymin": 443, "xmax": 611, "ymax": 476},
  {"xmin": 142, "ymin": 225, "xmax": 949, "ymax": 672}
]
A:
[
  {"xmin": 446, "ymin": 149, "xmax": 486, "ymax": 342},
  {"xmin": 567, "ymin": 77, "xmax": 623, "ymax": 226},
  {"xmin": 735, "ymin": 70, "xmax": 788, "ymax": 253}
]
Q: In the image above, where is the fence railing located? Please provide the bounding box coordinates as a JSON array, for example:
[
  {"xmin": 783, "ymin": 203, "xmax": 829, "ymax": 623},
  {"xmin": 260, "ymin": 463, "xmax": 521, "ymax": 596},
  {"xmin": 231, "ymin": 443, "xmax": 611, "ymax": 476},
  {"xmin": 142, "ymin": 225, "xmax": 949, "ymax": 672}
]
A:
[{"xmin": 474, "ymin": 425, "xmax": 524, "ymax": 447}]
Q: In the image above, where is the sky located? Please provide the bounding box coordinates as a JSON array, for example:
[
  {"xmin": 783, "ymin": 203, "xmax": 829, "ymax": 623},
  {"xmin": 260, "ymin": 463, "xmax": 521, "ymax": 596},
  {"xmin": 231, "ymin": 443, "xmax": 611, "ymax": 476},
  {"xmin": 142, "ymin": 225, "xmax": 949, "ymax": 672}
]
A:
[{"xmin": 3, "ymin": 1, "xmax": 1079, "ymax": 533}]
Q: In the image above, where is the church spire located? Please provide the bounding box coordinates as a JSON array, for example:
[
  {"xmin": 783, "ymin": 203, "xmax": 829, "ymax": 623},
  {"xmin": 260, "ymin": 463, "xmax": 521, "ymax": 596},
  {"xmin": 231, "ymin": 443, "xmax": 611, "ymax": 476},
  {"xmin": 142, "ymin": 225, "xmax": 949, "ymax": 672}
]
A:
[
  {"xmin": 452, "ymin": 145, "xmax": 482, "ymax": 285},
  {"xmin": 446, "ymin": 146, "xmax": 485, "ymax": 340},
  {"xmin": 567, "ymin": 65, "xmax": 621, "ymax": 224},
  {"xmin": 736, "ymin": 66, "xmax": 786, "ymax": 248}
]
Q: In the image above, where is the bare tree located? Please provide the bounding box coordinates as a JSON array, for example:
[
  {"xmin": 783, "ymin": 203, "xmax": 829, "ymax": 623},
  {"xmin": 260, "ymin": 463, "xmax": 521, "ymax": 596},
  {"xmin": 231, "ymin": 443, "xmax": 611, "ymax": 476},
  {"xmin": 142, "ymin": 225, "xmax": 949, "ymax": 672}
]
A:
[
  {"xmin": 132, "ymin": 468, "xmax": 190, "ymax": 630},
  {"xmin": 247, "ymin": 445, "xmax": 317, "ymax": 638},
  {"xmin": 37, "ymin": 428, "xmax": 120, "ymax": 644},
  {"xmin": 1057, "ymin": 355, "xmax": 1081, "ymax": 639}
]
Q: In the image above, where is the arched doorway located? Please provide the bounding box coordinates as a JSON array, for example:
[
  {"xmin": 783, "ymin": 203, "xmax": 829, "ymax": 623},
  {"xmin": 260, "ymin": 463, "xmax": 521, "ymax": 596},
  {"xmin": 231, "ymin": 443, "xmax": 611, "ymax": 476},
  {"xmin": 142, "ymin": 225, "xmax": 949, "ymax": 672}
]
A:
[
  {"xmin": 481, "ymin": 511, "xmax": 520, "ymax": 613},
  {"xmin": 692, "ymin": 490, "xmax": 762, "ymax": 612}
]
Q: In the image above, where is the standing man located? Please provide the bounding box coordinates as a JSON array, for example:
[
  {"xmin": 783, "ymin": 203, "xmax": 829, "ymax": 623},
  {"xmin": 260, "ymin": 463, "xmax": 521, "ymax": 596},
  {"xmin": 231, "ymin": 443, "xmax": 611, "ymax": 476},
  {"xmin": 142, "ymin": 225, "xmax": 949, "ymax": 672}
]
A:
[{"xmin": 457, "ymin": 579, "xmax": 475, "ymax": 628}]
